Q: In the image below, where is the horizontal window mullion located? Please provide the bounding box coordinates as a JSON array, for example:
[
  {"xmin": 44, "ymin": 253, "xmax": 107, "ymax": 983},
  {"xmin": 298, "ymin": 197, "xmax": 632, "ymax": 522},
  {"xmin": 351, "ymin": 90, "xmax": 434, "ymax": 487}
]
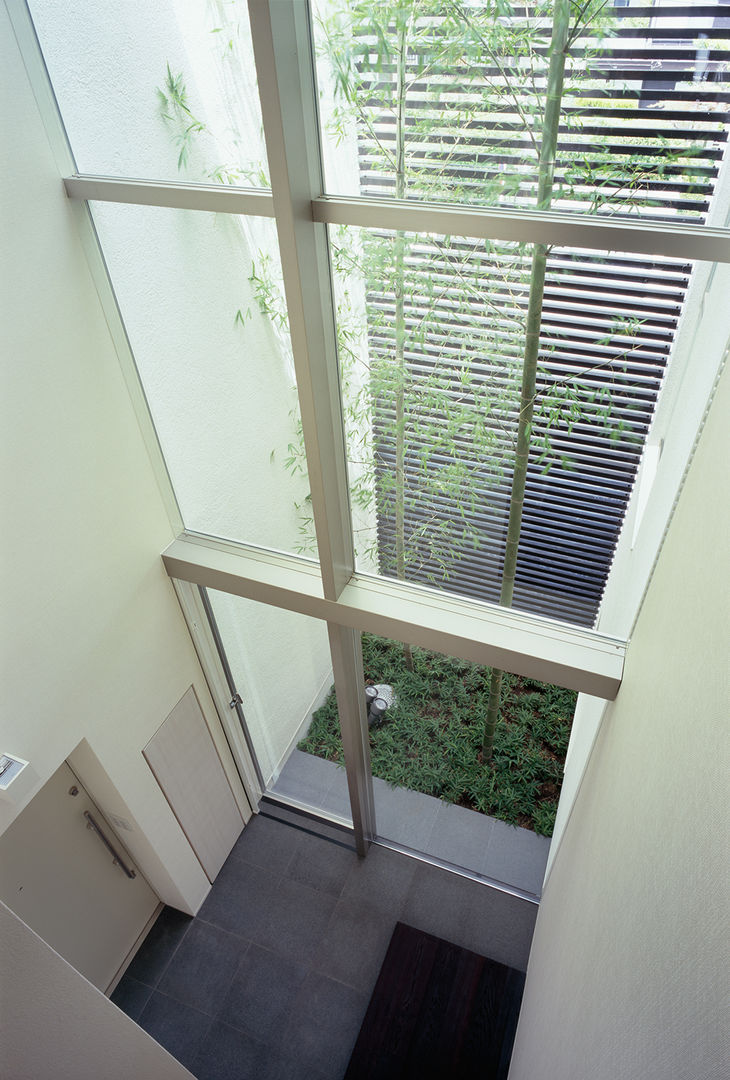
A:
[
  {"xmin": 162, "ymin": 533, "xmax": 625, "ymax": 699},
  {"xmin": 313, "ymin": 196, "xmax": 730, "ymax": 263},
  {"xmin": 63, "ymin": 175, "xmax": 275, "ymax": 216},
  {"xmin": 64, "ymin": 178, "xmax": 730, "ymax": 263}
]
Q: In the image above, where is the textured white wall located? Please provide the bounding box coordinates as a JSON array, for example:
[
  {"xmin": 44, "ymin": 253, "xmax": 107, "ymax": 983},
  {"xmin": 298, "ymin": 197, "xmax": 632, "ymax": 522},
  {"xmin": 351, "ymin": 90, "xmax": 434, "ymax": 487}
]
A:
[
  {"xmin": 24, "ymin": 0, "xmax": 333, "ymax": 779},
  {"xmin": 27, "ymin": 0, "xmax": 267, "ymax": 184},
  {"xmin": 0, "ymin": 902, "xmax": 194, "ymax": 1080},
  {"xmin": 549, "ymin": 256, "xmax": 730, "ymax": 875},
  {"xmin": 547, "ymin": 149, "xmax": 730, "ymax": 875},
  {"xmin": 0, "ymin": 1, "xmax": 224, "ymax": 913},
  {"xmin": 598, "ymin": 267, "xmax": 730, "ymax": 642},
  {"xmin": 509, "ymin": 361, "xmax": 730, "ymax": 1079}
]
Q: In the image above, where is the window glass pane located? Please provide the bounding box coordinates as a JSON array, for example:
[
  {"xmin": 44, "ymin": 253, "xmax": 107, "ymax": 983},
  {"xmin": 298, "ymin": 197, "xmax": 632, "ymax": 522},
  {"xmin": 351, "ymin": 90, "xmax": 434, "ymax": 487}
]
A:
[
  {"xmin": 29, "ymin": 0, "xmax": 269, "ymax": 186},
  {"xmin": 206, "ymin": 591, "xmax": 352, "ymax": 824},
  {"xmin": 300, "ymin": 630, "xmax": 576, "ymax": 890},
  {"xmin": 330, "ymin": 223, "xmax": 723, "ymax": 627},
  {"xmin": 92, "ymin": 204, "xmax": 312, "ymax": 553},
  {"xmin": 314, "ymin": 0, "xmax": 729, "ymax": 221}
]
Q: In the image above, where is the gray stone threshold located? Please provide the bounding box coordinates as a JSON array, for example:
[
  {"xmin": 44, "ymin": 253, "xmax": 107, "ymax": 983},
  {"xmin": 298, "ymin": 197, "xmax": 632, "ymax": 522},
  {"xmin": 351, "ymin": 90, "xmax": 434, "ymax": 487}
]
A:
[{"xmin": 271, "ymin": 750, "xmax": 550, "ymax": 897}]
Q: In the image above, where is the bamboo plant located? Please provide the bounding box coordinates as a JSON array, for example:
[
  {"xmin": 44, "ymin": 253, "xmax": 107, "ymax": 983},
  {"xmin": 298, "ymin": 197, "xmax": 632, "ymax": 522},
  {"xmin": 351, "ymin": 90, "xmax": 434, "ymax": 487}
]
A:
[
  {"xmin": 482, "ymin": 0, "xmax": 571, "ymax": 760},
  {"xmin": 159, "ymin": 0, "xmax": 652, "ymax": 759}
]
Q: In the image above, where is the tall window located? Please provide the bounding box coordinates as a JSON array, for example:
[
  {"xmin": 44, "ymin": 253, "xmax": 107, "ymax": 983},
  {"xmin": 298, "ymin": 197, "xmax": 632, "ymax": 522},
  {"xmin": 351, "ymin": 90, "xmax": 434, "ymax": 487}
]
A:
[{"xmin": 20, "ymin": 0, "xmax": 730, "ymax": 853}]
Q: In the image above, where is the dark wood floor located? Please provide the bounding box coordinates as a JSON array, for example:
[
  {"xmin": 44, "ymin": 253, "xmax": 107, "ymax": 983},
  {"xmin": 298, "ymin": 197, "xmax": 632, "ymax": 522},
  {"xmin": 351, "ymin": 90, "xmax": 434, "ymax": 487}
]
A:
[{"xmin": 345, "ymin": 922, "xmax": 525, "ymax": 1080}]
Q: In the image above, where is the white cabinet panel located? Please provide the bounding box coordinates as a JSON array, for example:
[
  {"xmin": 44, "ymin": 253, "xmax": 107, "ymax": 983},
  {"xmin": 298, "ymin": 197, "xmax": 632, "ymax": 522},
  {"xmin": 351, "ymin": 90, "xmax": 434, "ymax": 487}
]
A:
[{"xmin": 144, "ymin": 686, "xmax": 244, "ymax": 882}]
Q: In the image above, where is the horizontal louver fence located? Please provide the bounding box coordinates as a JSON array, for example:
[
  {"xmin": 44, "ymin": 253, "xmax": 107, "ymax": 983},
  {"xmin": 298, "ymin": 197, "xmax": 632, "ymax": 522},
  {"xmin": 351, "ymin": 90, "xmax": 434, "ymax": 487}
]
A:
[{"xmin": 344, "ymin": 1, "xmax": 729, "ymax": 626}]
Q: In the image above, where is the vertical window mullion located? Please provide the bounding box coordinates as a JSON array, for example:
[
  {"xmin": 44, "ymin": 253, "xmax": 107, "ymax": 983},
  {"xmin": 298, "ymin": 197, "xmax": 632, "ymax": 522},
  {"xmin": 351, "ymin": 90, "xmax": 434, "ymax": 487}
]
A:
[
  {"xmin": 248, "ymin": 0, "xmax": 353, "ymax": 601},
  {"xmin": 326, "ymin": 624, "xmax": 376, "ymax": 854},
  {"xmin": 248, "ymin": 0, "xmax": 375, "ymax": 848}
]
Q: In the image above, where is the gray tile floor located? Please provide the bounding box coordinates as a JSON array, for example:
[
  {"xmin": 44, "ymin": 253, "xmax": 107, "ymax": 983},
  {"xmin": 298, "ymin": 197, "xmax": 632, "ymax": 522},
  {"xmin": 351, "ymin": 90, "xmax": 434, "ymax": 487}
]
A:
[
  {"xmin": 112, "ymin": 812, "xmax": 538, "ymax": 1080},
  {"xmin": 273, "ymin": 750, "xmax": 551, "ymax": 897}
]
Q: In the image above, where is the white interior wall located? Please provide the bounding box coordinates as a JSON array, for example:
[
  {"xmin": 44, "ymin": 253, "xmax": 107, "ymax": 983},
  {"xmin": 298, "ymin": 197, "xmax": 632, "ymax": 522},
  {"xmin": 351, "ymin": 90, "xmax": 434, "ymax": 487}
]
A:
[
  {"xmin": 23, "ymin": 0, "xmax": 333, "ymax": 781},
  {"xmin": 0, "ymin": 1, "xmax": 226, "ymax": 913},
  {"xmin": 547, "ymin": 149, "xmax": 730, "ymax": 873},
  {"xmin": 26, "ymin": 0, "xmax": 258, "ymax": 184},
  {"xmin": 599, "ymin": 144, "xmax": 730, "ymax": 643},
  {"xmin": 549, "ymin": 256, "xmax": 730, "ymax": 872},
  {"xmin": 509, "ymin": 359, "xmax": 730, "ymax": 1079},
  {"xmin": 0, "ymin": 902, "xmax": 194, "ymax": 1080}
]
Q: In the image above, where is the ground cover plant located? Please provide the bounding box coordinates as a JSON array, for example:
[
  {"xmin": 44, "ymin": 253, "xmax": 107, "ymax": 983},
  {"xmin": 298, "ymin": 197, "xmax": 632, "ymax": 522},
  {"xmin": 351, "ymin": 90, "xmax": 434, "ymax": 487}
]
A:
[{"xmin": 298, "ymin": 633, "xmax": 576, "ymax": 836}]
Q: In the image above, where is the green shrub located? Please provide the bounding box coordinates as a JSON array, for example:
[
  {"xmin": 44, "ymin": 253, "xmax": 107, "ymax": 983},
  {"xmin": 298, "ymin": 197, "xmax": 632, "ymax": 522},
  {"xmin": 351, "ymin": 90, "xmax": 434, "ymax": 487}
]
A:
[{"xmin": 299, "ymin": 634, "xmax": 576, "ymax": 836}]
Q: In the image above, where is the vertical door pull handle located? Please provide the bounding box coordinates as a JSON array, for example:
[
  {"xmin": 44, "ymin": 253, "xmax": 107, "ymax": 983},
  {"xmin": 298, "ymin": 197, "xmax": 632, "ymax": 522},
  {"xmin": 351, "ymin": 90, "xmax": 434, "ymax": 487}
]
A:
[{"xmin": 83, "ymin": 811, "xmax": 137, "ymax": 879}]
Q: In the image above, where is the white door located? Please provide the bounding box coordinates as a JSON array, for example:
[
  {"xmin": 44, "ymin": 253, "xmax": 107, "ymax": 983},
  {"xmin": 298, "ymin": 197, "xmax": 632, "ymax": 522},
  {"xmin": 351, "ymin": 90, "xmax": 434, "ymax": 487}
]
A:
[{"xmin": 0, "ymin": 761, "xmax": 160, "ymax": 992}]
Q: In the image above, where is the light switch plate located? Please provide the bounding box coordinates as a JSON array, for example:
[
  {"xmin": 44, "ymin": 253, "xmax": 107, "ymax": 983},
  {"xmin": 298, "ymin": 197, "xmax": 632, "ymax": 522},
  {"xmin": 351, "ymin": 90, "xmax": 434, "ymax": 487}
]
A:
[{"xmin": 0, "ymin": 754, "xmax": 35, "ymax": 803}]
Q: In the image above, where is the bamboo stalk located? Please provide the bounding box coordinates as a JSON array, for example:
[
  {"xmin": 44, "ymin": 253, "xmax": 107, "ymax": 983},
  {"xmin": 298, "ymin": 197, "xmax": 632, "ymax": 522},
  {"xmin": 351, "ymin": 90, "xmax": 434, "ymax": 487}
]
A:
[
  {"xmin": 483, "ymin": 0, "xmax": 571, "ymax": 760},
  {"xmin": 393, "ymin": 19, "xmax": 414, "ymax": 671}
]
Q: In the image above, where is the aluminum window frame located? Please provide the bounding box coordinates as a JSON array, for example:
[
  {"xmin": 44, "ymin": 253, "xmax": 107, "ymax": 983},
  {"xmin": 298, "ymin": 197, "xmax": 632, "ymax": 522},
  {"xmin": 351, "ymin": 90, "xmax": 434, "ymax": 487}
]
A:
[
  {"xmin": 64, "ymin": 177, "xmax": 730, "ymax": 265},
  {"xmin": 14, "ymin": 0, "xmax": 730, "ymax": 856}
]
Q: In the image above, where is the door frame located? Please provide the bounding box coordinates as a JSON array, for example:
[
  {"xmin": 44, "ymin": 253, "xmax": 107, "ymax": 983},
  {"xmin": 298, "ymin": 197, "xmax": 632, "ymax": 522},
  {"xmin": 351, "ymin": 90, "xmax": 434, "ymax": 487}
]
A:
[{"xmin": 172, "ymin": 580, "xmax": 263, "ymax": 810}]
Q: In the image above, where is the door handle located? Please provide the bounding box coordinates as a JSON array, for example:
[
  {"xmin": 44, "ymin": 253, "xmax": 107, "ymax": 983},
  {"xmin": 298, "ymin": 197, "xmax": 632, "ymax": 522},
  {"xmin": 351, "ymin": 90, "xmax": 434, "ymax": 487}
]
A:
[{"xmin": 83, "ymin": 811, "xmax": 137, "ymax": 879}]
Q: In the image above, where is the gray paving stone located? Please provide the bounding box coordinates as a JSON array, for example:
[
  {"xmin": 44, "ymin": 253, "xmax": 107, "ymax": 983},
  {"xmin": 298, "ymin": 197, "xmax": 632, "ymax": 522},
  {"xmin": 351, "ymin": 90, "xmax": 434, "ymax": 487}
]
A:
[
  {"xmin": 218, "ymin": 943, "xmax": 309, "ymax": 1042},
  {"xmin": 110, "ymin": 975, "xmax": 153, "ymax": 1022},
  {"xmin": 253, "ymin": 875, "xmax": 337, "ymax": 964},
  {"xmin": 400, "ymin": 860, "xmax": 476, "ymax": 947},
  {"xmin": 428, "ymin": 800, "xmax": 495, "ymax": 871},
  {"xmin": 137, "ymin": 992, "xmax": 212, "ymax": 1070},
  {"xmin": 459, "ymin": 883, "xmax": 539, "ymax": 972},
  {"xmin": 271, "ymin": 750, "xmax": 338, "ymax": 810},
  {"xmin": 315, "ymin": 896, "xmax": 397, "ymax": 992},
  {"xmin": 372, "ymin": 777, "xmax": 439, "ymax": 851},
  {"xmin": 272, "ymin": 752, "xmax": 549, "ymax": 899},
  {"xmin": 196, "ymin": 857, "xmax": 277, "ymax": 941},
  {"xmin": 261, "ymin": 802, "xmax": 354, "ymax": 847},
  {"xmin": 123, "ymin": 906, "xmax": 192, "ymax": 988},
  {"xmin": 401, "ymin": 861, "xmax": 538, "ymax": 971},
  {"xmin": 285, "ymin": 829, "xmax": 359, "ymax": 897},
  {"xmin": 270, "ymin": 1056, "xmax": 329, "ymax": 1080},
  {"xmin": 341, "ymin": 843, "xmax": 417, "ymax": 912},
  {"xmin": 193, "ymin": 1020, "xmax": 279, "ymax": 1080},
  {"xmin": 229, "ymin": 811, "xmax": 299, "ymax": 874},
  {"xmin": 158, "ymin": 921, "xmax": 246, "ymax": 1016},
  {"xmin": 320, "ymin": 764, "xmax": 353, "ymax": 820},
  {"xmin": 482, "ymin": 817, "xmax": 550, "ymax": 895},
  {"xmin": 283, "ymin": 971, "xmax": 369, "ymax": 1080}
]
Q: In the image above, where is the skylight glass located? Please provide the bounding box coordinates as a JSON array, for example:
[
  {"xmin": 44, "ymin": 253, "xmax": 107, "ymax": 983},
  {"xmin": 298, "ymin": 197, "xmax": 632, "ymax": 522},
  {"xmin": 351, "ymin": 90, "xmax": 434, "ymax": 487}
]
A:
[
  {"xmin": 91, "ymin": 203, "xmax": 312, "ymax": 555},
  {"xmin": 314, "ymin": 0, "xmax": 730, "ymax": 221},
  {"xmin": 29, "ymin": 0, "xmax": 269, "ymax": 186},
  {"xmin": 330, "ymin": 223, "xmax": 723, "ymax": 625}
]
